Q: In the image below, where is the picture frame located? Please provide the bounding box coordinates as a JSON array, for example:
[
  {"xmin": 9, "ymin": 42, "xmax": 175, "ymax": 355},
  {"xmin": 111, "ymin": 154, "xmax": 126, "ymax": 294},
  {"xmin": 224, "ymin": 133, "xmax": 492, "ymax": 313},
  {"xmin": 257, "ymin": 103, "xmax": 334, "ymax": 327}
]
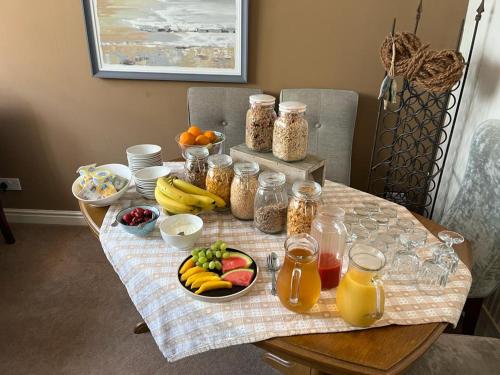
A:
[{"xmin": 82, "ymin": 0, "xmax": 248, "ymax": 83}]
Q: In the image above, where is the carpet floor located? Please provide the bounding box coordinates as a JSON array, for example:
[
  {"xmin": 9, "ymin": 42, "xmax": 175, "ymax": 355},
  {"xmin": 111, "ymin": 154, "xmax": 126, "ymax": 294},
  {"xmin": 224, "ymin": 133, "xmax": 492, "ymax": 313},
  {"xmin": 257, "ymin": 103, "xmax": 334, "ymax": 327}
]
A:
[{"xmin": 0, "ymin": 224, "xmax": 278, "ymax": 375}]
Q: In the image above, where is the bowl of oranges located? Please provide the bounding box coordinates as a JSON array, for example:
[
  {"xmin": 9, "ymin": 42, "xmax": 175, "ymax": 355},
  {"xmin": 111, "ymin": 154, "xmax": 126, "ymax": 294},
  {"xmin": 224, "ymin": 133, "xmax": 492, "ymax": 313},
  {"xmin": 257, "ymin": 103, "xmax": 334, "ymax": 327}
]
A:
[{"xmin": 176, "ymin": 126, "xmax": 225, "ymax": 159}]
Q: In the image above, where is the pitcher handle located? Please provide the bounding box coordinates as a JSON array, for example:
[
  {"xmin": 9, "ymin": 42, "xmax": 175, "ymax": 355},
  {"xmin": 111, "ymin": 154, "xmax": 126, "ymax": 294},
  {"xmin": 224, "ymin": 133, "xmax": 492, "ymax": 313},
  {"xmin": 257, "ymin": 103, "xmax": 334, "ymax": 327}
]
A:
[
  {"xmin": 289, "ymin": 265, "xmax": 302, "ymax": 305},
  {"xmin": 371, "ymin": 276, "xmax": 384, "ymax": 320}
]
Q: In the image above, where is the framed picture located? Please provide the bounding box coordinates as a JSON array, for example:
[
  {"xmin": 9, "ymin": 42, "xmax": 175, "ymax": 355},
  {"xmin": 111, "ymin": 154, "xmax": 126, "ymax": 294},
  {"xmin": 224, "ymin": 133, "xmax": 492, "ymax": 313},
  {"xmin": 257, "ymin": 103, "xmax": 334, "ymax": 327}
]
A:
[{"xmin": 82, "ymin": 0, "xmax": 248, "ymax": 83}]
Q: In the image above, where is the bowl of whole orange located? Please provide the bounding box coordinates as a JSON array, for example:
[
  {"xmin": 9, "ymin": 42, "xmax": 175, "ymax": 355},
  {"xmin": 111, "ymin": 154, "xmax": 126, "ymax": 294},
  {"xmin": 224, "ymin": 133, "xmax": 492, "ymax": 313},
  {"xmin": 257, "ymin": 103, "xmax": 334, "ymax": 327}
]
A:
[{"xmin": 176, "ymin": 126, "xmax": 225, "ymax": 159}]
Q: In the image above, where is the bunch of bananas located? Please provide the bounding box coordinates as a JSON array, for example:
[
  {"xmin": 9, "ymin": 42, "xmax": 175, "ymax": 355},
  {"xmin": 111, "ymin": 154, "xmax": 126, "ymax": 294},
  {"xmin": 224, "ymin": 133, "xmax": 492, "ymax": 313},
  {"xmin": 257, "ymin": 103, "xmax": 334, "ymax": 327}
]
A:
[{"xmin": 155, "ymin": 177, "xmax": 226, "ymax": 215}]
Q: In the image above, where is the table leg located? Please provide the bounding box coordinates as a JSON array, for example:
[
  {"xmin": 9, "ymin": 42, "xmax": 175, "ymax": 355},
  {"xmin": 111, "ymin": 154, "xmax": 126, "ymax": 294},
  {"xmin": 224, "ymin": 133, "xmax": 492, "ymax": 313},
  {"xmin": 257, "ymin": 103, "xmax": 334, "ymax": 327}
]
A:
[{"xmin": 134, "ymin": 321, "xmax": 150, "ymax": 334}]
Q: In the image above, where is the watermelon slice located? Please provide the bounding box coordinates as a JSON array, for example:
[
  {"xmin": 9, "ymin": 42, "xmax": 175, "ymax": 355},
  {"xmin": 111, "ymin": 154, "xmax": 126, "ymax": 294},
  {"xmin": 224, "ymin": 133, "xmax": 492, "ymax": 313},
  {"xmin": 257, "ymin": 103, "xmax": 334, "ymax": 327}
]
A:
[
  {"xmin": 221, "ymin": 268, "xmax": 255, "ymax": 287},
  {"xmin": 222, "ymin": 252, "xmax": 253, "ymax": 273}
]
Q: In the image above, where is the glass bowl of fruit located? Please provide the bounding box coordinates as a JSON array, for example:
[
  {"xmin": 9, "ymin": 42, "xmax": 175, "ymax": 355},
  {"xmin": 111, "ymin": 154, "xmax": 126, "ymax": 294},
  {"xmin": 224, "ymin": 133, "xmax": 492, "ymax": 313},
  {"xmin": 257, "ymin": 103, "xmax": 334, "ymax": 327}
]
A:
[
  {"xmin": 176, "ymin": 126, "xmax": 225, "ymax": 159},
  {"xmin": 116, "ymin": 205, "xmax": 160, "ymax": 237}
]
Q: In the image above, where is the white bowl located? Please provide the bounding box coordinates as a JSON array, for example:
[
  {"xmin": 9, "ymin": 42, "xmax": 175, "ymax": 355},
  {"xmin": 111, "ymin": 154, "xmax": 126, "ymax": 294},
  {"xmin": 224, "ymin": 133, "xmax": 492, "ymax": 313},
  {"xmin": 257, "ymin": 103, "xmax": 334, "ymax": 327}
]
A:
[
  {"xmin": 126, "ymin": 144, "xmax": 162, "ymax": 156},
  {"xmin": 159, "ymin": 214, "xmax": 203, "ymax": 250},
  {"xmin": 134, "ymin": 166, "xmax": 170, "ymax": 182},
  {"xmin": 72, "ymin": 164, "xmax": 132, "ymax": 207}
]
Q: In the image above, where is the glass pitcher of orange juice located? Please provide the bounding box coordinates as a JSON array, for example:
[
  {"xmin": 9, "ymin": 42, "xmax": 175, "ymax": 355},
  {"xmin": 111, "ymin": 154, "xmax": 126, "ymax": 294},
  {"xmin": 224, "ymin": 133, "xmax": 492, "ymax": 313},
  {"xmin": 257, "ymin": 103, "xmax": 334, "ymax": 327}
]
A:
[
  {"xmin": 336, "ymin": 243, "xmax": 386, "ymax": 327},
  {"xmin": 276, "ymin": 234, "xmax": 321, "ymax": 313}
]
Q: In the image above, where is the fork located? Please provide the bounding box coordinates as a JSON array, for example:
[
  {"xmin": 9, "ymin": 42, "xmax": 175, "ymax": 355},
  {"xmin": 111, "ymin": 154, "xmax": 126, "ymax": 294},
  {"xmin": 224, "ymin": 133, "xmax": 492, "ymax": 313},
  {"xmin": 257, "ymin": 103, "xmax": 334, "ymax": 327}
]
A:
[{"xmin": 267, "ymin": 252, "xmax": 279, "ymax": 295}]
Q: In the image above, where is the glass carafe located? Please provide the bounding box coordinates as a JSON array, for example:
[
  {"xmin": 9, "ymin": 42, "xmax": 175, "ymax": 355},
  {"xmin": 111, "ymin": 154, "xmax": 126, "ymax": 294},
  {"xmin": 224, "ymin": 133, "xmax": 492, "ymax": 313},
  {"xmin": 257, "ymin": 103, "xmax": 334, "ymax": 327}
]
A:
[
  {"xmin": 310, "ymin": 206, "xmax": 347, "ymax": 289},
  {"xmin": 276, "ymin": 234, "xmax": 321, "ymax": 313},
  {"xmin": 336, "ymin": 243, "xmax": 386, "ymax": 327}
]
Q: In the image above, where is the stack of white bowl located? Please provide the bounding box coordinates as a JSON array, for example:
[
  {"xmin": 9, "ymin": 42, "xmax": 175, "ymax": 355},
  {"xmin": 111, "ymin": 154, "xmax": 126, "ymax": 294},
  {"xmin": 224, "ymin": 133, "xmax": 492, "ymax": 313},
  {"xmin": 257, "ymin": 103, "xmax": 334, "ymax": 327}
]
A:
[
  {"xmin": 134, "ymin": 166, "xmax": 171, "ymax": 200},
  {"xmin": 126, "ymin": 144, "xmax": 162, "ymax": 174}
]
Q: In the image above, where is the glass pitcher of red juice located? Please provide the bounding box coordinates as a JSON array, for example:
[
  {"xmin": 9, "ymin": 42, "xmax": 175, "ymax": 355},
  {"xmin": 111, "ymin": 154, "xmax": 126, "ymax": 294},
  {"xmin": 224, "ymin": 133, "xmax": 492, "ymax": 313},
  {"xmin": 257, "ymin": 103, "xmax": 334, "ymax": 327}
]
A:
[{"xmin": 310, "ymin": 206, "xmax": 347, "ymax": 289}]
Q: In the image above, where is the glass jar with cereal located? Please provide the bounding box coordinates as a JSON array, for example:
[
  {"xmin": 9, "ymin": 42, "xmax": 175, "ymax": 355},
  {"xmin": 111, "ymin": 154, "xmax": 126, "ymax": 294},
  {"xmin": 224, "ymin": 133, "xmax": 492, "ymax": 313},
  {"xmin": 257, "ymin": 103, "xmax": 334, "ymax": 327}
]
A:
[
  {"xmin": 273, "ymin": 101, "xmax": 308, "ymax": 162},
  {"xmin": 254, "ymin": 171, "xmax": 288, "ymax": 234},
  {"xmin": 206, "ymin": 154, "xmax": 234, "ymax": 208},
  {"xmin": 230, "ymin": 162, "xmax": 259, "ymax": 220},
  {"xmin": 246, "ymin": 94, "xmax": 277, "ymax": 152},
  {"xmin": 287, "ymin": 181, "xmax": 322, "ymax": 235},
  {"xmin": 184, "ymin": 146, "xmax": 209, "ymax": 189}
]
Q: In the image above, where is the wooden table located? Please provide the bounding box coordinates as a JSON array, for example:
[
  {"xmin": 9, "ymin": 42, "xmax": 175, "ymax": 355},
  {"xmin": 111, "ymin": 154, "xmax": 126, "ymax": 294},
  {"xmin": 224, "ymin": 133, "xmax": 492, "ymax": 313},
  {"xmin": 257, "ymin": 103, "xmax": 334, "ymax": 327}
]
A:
[{"xmin": 79, "ymin": 201, "xmax": 471, "ymax": 375}]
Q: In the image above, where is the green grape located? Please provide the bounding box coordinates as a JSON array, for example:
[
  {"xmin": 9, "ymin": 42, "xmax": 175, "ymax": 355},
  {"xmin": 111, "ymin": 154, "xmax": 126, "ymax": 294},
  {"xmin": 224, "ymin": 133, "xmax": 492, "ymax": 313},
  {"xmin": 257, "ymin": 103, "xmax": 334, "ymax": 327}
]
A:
[
  {"xmin": 198, "ymin": 256, "xmax": 207, "ymax": 264},
  {"xmin": 215, "ymin": 250, "xmax": 222, "ymax": 259},
  {"xmin": 192, "ymin": 255, "xmax": 199, "ymax": 261},
  {"xmin": 215, "ymin": 240, "xmax": 223, "ymax": 247},
  {"xmin": 196, "ymin": 261, "xmax": 201, "ymax": 267},
  {"xmin": 214, "ymin": 260, "xmax": 222, "ymax": 271},
  {"xmin": 202, "ymin": 263, "xmax": 209, "ymax": 270},
  {"xmin": 198, "ymin": 251, "xmax": 206, "ymax": 259},
  {"xmin": 209, "ymin": 261, "xmax": 216, "ymax": 270},
  {"xmin": 210, "ymin": 244, "xmax": 218, "ymax": 251},
  {"xmin": 191, "ymin": 249, "xmax": 198, "ymax": 257},
  {"xmin": 220, "ymin": 243, "xmax": 227, "ymax": 251},
  {"xmin": 206, "ymin": 250, "xmax": 213, "ymax": 259},
  {"xmin": 222, "ymin": 252, "xmax": 230, "ymax": 259}
]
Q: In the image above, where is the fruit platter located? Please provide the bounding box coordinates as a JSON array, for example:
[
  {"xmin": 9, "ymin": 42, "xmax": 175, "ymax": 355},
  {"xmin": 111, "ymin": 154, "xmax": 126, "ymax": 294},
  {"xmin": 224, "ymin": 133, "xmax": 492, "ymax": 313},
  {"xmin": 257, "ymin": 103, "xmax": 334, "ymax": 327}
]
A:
[{"xmin": 178, "ymin": 240, "xmax": 258, "ymax": 302}]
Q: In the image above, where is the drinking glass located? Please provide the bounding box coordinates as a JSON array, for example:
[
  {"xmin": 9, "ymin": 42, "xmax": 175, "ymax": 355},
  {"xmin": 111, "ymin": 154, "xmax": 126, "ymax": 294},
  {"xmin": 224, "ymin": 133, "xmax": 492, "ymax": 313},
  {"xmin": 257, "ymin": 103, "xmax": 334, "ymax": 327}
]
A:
[
  {"xmin": 438, "ymin": 230, "xmax": 464, "ymax": 248},
  {"xmin": 370, "ymin": 231, "xmax": 398, "ymax": 267},
  {"xmin": 362, "ymin": 202, "xmax": 380, "ymax": 214},
  {"xmin": 399, "ymin": 228, "xmax": 428, "ymax": 250},
  {"xmin": 354, "ymin": 206, "xmax": 371, "ymax": 218},
  {"xmin": 371, "ymin": 213, "xmax": 389, "ymax": 230},
  {"xmin": 391, "ymin": 228, "xmax": 428, "ymax": 281},
  {"xmin": 381, "ymin": 207, "xmax": 398, "ymax": 222},
  {"xmin": 359, "ymin": 217, "xmax": 379, "ymax": 233},
  {"xmin": 417, "ymin": 259, "xmax": 448, "ymax": 294},
  {"xmin": 396, "ymin": 218, "xmax": 415, "ymax": 232},
  {"xmin": 347, "ymin": 224, "xmax": 370, "ymax": 243}
]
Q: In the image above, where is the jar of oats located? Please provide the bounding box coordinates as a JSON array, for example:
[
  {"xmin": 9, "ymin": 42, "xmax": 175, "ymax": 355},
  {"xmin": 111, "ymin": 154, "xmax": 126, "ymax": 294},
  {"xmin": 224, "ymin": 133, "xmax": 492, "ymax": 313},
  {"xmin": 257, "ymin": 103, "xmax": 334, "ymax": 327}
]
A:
[
  {"xmin": 254, "ymin": 171, "xmax": 288, "ymax": 234},
  {"xmin": 246, "ymin": 94, "xmax": 277, "ymax": 152},
  {"xmin": 230, "ymin": 162, "xmax": 259, "ymax": 220},
  {"xmin": 273, "ymin": 101, "xmax": 308, "ymax": 162},
  {"xmin": 206, "ymin": 154, "xmax": 234, "ymax": 208},
  {"xmin": 287, "ymin": 180, "xmax": 322, "ymax": 235},
  {"xmin": 184, "ymin": 146, "xmax": 209, "ymax": 189}
]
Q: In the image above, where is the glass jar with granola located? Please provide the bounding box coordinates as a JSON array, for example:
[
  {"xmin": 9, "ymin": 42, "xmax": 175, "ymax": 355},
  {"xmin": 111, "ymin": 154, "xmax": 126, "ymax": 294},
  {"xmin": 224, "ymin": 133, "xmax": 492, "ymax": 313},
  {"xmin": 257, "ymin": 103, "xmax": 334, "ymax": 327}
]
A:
[
  {"xmin": 287, "ymin": 181, "xmax": 322, "ymax": 235},
  {"xmin": 230, "ymin": 162, "xmax": 259, "ymax": 220},
  {"xmin": 184, "ymin": 146, "xmax": 209, "ymax": 189},
  {"xmin": 254, "ymin": 171, "xmax": 288, "ymax": 234},
  {"xmin": 206, "ymin": 154, "xmax": 234, "ymax": 208},
  {"xmin": 273, "ymin": 101, "xmax": 308, "ymax": 162},
  {"xmin": 246, "ymin": 94, "xmax": 277, "ymax": 152}
]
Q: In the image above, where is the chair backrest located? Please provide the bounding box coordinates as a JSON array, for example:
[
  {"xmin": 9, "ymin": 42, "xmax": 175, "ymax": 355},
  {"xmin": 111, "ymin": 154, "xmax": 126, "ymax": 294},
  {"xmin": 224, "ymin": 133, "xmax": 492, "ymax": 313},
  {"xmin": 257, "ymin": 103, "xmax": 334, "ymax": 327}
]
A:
[
  {"xmin": 280, "ymin": 89, "xmax": 358, "ymax": 185},
  {"xmin": 187, "ymin": 87, "xmax": 262, "ymax": 153},
  {"xmin": 442, "ymin": 119, "xmax": 500, "ymax": 298}
]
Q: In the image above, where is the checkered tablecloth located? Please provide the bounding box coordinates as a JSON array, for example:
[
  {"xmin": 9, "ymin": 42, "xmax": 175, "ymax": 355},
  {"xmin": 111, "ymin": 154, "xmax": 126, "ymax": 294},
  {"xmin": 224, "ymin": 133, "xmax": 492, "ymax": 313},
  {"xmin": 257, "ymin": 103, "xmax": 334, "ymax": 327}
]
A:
[{"xmin": 99, "ymin": 163, "xmax": 471, "ymax": 361}]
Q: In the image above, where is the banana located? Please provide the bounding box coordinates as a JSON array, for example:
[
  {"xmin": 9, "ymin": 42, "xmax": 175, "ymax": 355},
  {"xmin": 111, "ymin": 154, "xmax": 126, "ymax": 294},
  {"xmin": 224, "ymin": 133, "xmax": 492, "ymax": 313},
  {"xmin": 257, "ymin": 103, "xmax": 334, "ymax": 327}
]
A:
[
  {"xmin": 194, "ymin": 280, "xmax": 232, "ymax": 294},
  {"xmin": 155, "ymin": 187, "xmax": 197, "ymax": 214},
  {"xmin": 180, "ymin": 266, "xmax": 204, "ymax": 281},
  {"xmin": 157, "ymin": 177, "xmax": 203, "ymax": 207},
  {"xmin": 191, "ymin": 276, "xmax": 221, "ymax": 289},
  {"xmin": 179, "ymin": 258, "xmax": 195, "ymax": 275},
  {"xmin": 190, "ymin": 194, "xmax": 216, "ymax": 207},
  {"xmin": 185, "ymin": 271, "xmax": 218, "ymax": 287},
  {"xmin": 172, "ymin": 178, "xmax": 226, "ymax": 208}
]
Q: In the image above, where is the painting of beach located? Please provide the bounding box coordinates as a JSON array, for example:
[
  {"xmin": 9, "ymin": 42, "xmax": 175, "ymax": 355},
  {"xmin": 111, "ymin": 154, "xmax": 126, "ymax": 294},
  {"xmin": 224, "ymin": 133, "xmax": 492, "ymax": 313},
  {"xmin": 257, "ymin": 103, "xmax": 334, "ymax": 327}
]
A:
[{"xmin": 83, "ymin": 0, "xmax": 247, "ymax": 81}]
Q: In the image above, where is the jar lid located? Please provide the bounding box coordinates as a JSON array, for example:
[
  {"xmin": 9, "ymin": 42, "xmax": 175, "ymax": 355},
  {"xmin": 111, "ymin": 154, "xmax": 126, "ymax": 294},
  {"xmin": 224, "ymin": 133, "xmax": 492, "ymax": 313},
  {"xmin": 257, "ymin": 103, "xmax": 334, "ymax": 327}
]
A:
[
  {"xmin": 234, "ymin": 161, "xmax": 259, "ymax": 176},
  {"xmin": 279, "ymin": 101, "xmax": 307, "ymax": 113},
  {"xmin": 292, "ymin": 180, "xmax": 321, "ymax": 200},
  {"xmin": 249, "ymin": 94, "xmax": 276, "ymax": 106},
  {"xmin": 208, "ymin": 154, "xmax": 232, "ymax": 168},
  {"xmin": 258, "ymin": 171, "xmax": 286, "ymax": 188},
  {"xmin": 185, "ymin": 146, "xmax": 209, "ymax": 160}
]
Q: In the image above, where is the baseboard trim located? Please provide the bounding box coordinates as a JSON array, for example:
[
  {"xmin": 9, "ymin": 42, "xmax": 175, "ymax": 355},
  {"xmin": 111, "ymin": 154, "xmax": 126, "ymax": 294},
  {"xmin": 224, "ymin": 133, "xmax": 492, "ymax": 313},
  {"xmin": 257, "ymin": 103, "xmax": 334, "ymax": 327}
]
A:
[{"xmin": 5, "ymin": 209, "xmax": 86, "ymax": 226}]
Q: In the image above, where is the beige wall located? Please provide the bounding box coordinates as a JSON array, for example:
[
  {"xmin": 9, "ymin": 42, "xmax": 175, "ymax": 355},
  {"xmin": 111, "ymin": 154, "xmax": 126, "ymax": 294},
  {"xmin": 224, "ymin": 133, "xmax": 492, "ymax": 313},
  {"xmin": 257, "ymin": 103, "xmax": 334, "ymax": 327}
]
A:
[{"xmin": 0, "ymin": 0, "xmax": 467, "ymax": 210}]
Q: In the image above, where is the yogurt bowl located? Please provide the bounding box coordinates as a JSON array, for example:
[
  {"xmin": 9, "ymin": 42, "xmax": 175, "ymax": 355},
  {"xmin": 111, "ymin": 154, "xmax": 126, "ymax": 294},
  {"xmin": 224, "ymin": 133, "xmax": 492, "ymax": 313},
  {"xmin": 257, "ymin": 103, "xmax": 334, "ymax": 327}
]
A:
[{"xmin": 160, "ymin": 214, "xmax": 203, "ymax": 250}]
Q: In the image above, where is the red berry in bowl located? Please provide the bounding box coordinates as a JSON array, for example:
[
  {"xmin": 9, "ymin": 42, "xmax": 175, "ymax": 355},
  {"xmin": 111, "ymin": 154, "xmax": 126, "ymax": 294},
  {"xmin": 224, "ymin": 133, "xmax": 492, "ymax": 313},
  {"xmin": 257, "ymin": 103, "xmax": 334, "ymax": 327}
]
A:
[
  {"xmin": 123, "ymin": 213, "xmax": 133, "ymax": 223},
  {"xmin": 144, "ymin": 209, "xmax": 152, "ymax": 217}
]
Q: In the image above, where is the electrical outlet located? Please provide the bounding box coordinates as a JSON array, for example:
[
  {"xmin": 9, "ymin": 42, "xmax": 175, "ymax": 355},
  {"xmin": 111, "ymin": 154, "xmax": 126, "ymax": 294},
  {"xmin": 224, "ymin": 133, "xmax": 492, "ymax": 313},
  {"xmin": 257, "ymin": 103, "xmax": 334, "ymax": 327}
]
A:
[{"xmin": 0, "ymin": 178, "xmax": 22, "ymax": 191}]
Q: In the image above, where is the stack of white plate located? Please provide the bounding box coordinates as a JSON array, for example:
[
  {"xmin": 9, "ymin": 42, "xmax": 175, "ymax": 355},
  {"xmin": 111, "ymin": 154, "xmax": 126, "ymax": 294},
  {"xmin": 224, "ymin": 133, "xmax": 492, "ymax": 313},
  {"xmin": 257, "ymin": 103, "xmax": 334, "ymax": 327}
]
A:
[
  {"xmin": 126, "ymin": 144, "xmax": 162, "ymax": 173},
  {"xmin": 134, "ymin": 166, "xmax": 171, "ymax": 200}
]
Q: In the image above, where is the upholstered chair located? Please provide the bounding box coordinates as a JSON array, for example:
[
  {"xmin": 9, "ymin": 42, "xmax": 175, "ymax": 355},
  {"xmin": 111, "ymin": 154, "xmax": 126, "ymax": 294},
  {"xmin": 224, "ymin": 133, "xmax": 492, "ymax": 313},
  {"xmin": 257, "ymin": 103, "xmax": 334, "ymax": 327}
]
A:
[
  {"xmin": 279, "ymin": 89, "xmax": 358, "ymax": 185},
  {"xmin": 187, "ymin": 87, "xmax": 262, "ymax": 153},
  {"xmin": 441, "ymin": 119, "xmax": 500, "ymax": 334}
]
